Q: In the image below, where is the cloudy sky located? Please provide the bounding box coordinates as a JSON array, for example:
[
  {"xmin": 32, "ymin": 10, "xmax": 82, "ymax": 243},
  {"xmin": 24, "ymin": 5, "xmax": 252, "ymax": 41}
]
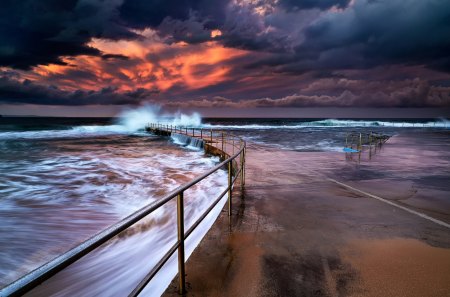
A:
[{"xmin": 0, "ymin": 0, "xmax": 449, "ymax": 117}]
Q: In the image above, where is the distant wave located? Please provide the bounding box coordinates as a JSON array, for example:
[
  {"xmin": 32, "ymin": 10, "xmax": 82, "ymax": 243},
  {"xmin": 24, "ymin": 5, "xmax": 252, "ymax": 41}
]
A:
[
  {"xmin": 0, "ymin": 126, "xmax": 144, "ymax": 140},
  {"xmin": 202, "ymin": 118, "xmax": 450, "ymax": 129}
]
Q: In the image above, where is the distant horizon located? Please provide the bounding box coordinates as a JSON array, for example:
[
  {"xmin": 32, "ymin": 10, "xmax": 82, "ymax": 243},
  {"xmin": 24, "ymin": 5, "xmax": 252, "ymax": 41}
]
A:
[{"xmin": 2, "ymin": 114, "xmax": 449, "ymax": 120}]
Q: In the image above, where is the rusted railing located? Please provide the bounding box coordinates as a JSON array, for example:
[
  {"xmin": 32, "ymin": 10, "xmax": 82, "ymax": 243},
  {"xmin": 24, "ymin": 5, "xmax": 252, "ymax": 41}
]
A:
[{"xmin": 0, "ymin": 124, "xmax": 245, "ymax": 297}]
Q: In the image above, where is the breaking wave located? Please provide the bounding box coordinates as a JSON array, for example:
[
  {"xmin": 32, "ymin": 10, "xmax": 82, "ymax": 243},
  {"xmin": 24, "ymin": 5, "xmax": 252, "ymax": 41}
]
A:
[
  {"xmin": 202, "ymin": 118, "xmax": 450, "ymax": 129},
  {"xmin": 0, "ymin": 105, "xmax": 203, "ymax": 140}
]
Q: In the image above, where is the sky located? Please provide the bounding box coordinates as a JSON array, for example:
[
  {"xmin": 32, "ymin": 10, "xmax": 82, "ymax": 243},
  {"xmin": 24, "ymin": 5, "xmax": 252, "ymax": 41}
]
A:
[{"xmin": 0, "ymin": 0, "xmax": 450, "ymax": 117}]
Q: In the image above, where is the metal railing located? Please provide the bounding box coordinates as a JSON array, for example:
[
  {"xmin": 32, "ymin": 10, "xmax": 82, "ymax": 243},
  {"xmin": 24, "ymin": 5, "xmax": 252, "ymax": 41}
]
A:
[
  {"xmin": 1, "ymin": 124, "xmax": 245, "ymax": 297},
  {"xmin": 345, "ymin": 132, "xmax": 389, "ymax": 151}
]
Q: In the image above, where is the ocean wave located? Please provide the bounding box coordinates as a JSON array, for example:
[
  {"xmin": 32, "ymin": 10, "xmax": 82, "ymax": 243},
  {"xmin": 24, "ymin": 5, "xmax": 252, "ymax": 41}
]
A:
[{"xmin": 202, "ymin": 118, "xmax": 450, "ymax": 129}]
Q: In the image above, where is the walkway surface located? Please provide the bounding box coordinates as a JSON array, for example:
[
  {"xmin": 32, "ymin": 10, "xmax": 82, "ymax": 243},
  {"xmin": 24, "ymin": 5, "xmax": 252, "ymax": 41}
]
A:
[{"xmin": 164, "ymin": 134, "xmax": 450, "ymax": 297}]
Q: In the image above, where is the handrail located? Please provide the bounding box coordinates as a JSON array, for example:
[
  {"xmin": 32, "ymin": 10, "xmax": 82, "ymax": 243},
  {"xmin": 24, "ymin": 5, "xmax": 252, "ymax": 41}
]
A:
[
  {"xmin": 0, "ymin": 124, "xmax": 245, "ymax": 297},
  {"xmin": 345, "ymin": 131, "xmax": 389, "ymax": 150}
]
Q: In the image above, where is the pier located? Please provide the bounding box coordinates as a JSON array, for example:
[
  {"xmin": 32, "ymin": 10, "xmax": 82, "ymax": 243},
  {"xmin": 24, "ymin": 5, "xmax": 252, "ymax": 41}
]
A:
[
  {"xmin": 163, "ymin": 132, "xmax": 450, "ymax": 297},
  {"xmin": 345, "ymin": 132, "xmax": 390, "ymax": 151}
]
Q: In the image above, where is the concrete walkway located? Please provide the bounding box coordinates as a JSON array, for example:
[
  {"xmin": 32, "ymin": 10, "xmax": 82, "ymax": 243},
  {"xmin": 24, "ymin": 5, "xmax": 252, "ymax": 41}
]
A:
[{"xmin": 164, "ymin": 139, "xmax": 450, "ymax": 297}]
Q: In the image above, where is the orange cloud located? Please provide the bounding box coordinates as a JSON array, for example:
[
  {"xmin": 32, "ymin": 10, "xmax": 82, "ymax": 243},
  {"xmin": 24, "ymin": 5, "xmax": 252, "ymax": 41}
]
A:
[{"xmin": 21, "ymin": 31, "xmax": 249, "ymax": 96}]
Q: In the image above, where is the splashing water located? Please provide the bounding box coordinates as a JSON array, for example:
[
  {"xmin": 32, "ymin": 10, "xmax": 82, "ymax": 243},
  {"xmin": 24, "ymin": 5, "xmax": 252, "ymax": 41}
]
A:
[
  {"xmin": 115, "ymin": 105, "xmax": 160, "ymax": 131},
  {"xmin": 169, "ymin": 112, "xmax": 202, "ymax": 127},
  {"xmin": 115, "ymin": 105, "xmax": 202, "ymax": 132}
]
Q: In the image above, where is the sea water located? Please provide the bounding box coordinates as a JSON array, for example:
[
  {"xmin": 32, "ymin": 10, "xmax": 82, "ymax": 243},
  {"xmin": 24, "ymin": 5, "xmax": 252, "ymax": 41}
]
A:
[
  {"xmin": 0, "ymin": 112, "xmax": 225, "ymax": 296},
  {"xmin": 0, "ymin": 114, "xmax": 449, "ymax": 296}
]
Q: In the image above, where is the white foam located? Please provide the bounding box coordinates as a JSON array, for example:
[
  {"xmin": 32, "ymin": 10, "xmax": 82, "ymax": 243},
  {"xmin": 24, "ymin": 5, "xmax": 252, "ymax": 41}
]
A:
[
  {"xmin": 202, "ymin": 118, "xmax": 450, "ymax": 129},
  {"xmin": 170, "ymin": 133, "xmax": 204, "ymax": 150}
]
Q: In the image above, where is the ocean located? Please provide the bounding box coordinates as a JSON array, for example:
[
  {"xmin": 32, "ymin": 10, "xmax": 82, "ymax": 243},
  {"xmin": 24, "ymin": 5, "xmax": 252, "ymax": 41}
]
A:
[{"xmin": 0, "ymin": 114, "xmax": 449, "ymax": 296}]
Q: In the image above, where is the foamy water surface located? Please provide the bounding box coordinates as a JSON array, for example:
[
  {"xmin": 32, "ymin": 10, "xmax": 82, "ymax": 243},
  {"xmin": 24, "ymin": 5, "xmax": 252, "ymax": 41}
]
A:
[{"xmin": 0, "ymin": 118, "xmax": 227, "ymax": 296}]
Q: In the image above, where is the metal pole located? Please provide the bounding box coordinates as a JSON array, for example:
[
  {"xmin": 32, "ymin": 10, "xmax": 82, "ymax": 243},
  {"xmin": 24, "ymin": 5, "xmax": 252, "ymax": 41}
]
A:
[
  {"xmin": 232, "ymin": 137, "xmax": 235, "ymax": 155},
  {"xmin": 240, "ymin": 140, "xmax": 244, "ymax": 190},
  {"xmin": 192, "ymin": 128, "xmax": 195, "ymax": 137},
  {"xmin": 221, "ymin": 131, "xmax": 224, "ymax": 151},
  {"xmin": 176, "ymin": 192, "xmax": 186, "ymax": 295},
  {"xmin": 228, "ymin": 161, "xmax": 232, "ymax": 216},
  {"xmin": 200, "ymin": 129, "xmax": 202, "ymax": 138},
  {"xmin": 210, "ymin": 129, "xmax": 213, "ymax": 143},
  {"xmin": 224, "ymin": 132, "xmax": 226, "ymax": 153},
  {"xmin": 243, "ymin": 146, "xmax": 246, "ymax": 186}
]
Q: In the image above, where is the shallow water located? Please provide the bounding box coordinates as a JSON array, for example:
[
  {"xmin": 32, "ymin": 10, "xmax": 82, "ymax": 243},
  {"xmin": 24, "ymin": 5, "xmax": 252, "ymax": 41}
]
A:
[{"xmin": 0, "ymin": 119, "xmax": 227, "ymax": 296}]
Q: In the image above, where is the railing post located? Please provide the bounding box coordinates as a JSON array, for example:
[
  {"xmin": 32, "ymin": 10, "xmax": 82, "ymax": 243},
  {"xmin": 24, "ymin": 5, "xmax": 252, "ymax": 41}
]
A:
[
  {"xmin": 232, "ymin": 137, "xmax": 235, "ymax": 155},
  {"xmin": 359, "ymin": 133, "xmax": 362, "ymax": 150},
  {"xmin": 200, "ymin": 129, "xmax": 203, "ymax": 138},
  {"xmin": 192, "ymin": 128, "xmax": 195, "ymax": 137},
  {"xmin": 210, "ymin": 129, "xmax": 213, "ymax": 143},
  {"xmin": 221, "ymin": 131, "xmax": 224, "ymax": 151},
  {"xmin": 243, "ymin": 146, "xmax": 246, "ymax": 186},
  {"xmin": 176, "ymin": 192, "xmax": 186, "ymax": 295},
  {"xmin": 228, "ymin": 161, "xmax": 232, "ymax": 216},
  {"xmin": 240, "ymin": 141, "xmax": 244, "ymax": 190}
]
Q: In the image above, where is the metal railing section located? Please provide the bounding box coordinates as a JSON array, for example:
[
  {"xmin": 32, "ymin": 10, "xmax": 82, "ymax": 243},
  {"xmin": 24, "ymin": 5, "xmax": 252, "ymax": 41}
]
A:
[
  {"xmin": 345, "ymin": 132, "xmax": 389, "ymax": 151},
  {"xmin": 0, "ymin": 124, "xmax": 246, "ymax": 297}
]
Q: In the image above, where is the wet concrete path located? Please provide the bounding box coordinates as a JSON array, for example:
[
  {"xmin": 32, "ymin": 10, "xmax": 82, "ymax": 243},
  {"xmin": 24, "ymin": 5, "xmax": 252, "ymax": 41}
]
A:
[{"xmin": 164, "ymin": 133, "xmax": 450, "ymax": 297}]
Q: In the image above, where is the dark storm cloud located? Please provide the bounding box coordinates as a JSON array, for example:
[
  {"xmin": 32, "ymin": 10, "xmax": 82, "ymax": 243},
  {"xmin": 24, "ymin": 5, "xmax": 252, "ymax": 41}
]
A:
[
  {"xmin": 166, "ymin": 79, "xmax": 450, "ymax": 108},
  {"xmin": 279, "ymin": 0, "xmax": 351, "ymax": 11},
  {"xmin": 158, "ymin": 16, "xmax": 212, "ymax": 44},
  {"xmin": 2, "ymin": 0, "xmax": 449, "ymax": 72},
  {"xmin": 258, "ymin": 0, "xmax": 450, "ymax": 73},
  {"xmin": 0, "ymin": 0, "xmax": 229, "ymax": 69},
  {"xmin": 219, "ymin": 4, "xmax": 294, "ymax": 52},
  {"xmin": 1, "ymin": 0, "xmax": 450, "ymax": 109},
  {"xmin": 119, "ymin": 0, "xmax": 229, "ymax": 29},
  {"xmin": 101, "ymin": 54, "xmax": 129, "ymax": 61},
  {"xmin": 0, "ymin": 75, "xmax": 159, "ymax": 105},
  {"xmin": 0, "ymin": 0, "xmax": 134, "ymax": 69},
  {"xmin": 120, "ymin": 0, "xmax": 231, "ymax": 45}
]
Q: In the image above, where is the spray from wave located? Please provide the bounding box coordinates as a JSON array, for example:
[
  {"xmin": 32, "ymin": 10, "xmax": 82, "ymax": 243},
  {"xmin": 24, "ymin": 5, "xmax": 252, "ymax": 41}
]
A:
[
  {"xmin": 71, "ymin": 105, "xmax": 202, "ymax": 134},
  {"xmin": 114, "ymin": 105, "xmax": 201, "ymax": 132},
  {"xmin": 0, "ymin": 105, "xmax": 202, "ymax": 139}
]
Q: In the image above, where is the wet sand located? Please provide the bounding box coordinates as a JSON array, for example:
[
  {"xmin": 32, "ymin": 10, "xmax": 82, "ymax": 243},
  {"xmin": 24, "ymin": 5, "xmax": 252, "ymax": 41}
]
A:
[{"xmin": 164, "ymin": 132, "xmax": 450, "ymax": 297}]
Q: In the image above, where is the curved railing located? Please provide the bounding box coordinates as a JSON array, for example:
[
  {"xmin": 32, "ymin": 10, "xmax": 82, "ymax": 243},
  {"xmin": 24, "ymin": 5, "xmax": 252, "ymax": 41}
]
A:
[{"xmin": 0, "ymin": 124, "xmax": 245, "ymax": 297}]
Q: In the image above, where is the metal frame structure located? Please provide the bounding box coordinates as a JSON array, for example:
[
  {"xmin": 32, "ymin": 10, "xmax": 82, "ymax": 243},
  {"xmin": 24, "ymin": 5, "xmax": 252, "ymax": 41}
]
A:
[
  {"xmin": 1, "ymin": 124, "xmax": 245, "ymax": 297},
  {"xmin": 345, "ymin": 131, "xmax": 389, "ymax": 150}
]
